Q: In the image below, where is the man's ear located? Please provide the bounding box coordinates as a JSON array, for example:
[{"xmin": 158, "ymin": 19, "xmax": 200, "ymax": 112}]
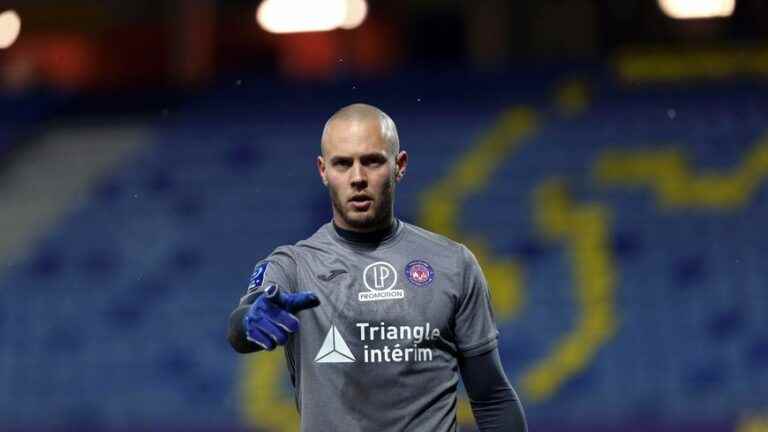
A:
[
  {"xmin": 317, "ymin": 156, "xmax": 328, "ymax": 186},
  {"xmin": 395, "ymin": 151, "xmax": 408, "ymax": 181}
]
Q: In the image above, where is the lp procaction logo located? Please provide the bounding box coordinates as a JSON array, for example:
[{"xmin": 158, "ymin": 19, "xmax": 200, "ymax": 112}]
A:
[{"xmin": 359, "ymin": 261, "xmax": 404, "ymax": 302}]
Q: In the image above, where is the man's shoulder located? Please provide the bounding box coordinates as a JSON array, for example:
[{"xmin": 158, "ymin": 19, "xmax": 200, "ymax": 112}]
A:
[
  {"xmin": 270, "ymin": 222, "xmax": 334, "ymax": 255},
  {"xmin": 401, "ymin": 221, "xmax": 466, "ymax": 255},
  {"xmin": 297, "ymin": 221, "xmax": 334, "ymax": 246}
]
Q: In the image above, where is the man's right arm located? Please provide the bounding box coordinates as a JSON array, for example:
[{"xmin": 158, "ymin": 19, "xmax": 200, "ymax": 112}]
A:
[
  {"xmin": 228, "ymin": 284, "xmax": 320, "ymax": 353},
  {"xmin": 228, "ymin": 301, "xmax": 262, "ymax": 353},
  {"xmin": 227, "ymin": 250, "xmax": 298, "ymax": 354}
]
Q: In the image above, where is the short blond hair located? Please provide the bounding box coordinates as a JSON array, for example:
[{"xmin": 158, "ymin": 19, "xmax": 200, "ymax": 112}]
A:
[{"xmin": 321, "ymin": 103, "xmax": 399, "ymax": 156}]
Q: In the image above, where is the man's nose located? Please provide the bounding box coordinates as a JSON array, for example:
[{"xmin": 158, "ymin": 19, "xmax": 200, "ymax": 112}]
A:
[{"xmin": 350, "ymin": 163, "xmax": 367, "ymax": 188}]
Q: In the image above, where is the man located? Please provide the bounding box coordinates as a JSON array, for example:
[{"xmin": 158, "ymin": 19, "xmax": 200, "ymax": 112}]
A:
[{"xmin": 228, "ymin": 103, "xmax": 527, "ymax": 431}]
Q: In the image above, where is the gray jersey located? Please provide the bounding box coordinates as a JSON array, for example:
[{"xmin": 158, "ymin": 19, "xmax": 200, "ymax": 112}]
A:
[{"xmin": 240, "ymin": 220, "xmax": 499, "ymax": 432}]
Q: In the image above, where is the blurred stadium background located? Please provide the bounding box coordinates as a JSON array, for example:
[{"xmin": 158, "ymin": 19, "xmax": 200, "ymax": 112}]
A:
[{"xmin": 1, "ymin": 0, "xmax": 767, "ymax": 431}]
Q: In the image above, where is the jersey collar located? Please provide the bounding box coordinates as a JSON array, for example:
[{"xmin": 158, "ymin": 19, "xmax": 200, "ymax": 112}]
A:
[{"xmin": 329, "ymin": 218, "xmax": 403, "ymax": 247}]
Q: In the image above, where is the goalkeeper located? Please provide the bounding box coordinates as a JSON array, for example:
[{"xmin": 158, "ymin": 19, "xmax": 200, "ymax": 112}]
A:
[{"xmin": 228, "ymin": 103, "xmax": 527, "ymax": 431}]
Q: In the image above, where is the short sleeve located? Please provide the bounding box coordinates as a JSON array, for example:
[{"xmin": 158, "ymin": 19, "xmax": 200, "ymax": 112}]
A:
[
  {"xmin": 239, "ymin": 246, "xmax": 298, "ymax": 305},
  {"xmin": 454, "ymin": 244, "xmax": 499, "ymax": 357}
]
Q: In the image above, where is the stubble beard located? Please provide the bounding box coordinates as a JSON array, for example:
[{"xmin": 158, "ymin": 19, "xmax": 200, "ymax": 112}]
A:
[{"xmin": 330, "ymin": 177, "xmax": 395, "ymax": 231}]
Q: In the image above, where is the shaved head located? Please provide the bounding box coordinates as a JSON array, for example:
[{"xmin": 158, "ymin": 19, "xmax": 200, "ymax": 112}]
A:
[
  {"xmin": 321, "ymin": 103, "xmax": 399, "ymax": 157},
  {"xmin": 317, "ymin": 102, "xmax": 408, "ymax": 232}
]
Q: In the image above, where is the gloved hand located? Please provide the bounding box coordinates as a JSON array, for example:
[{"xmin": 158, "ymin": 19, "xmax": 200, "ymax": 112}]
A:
[{"xmin": 244, "ymin": 284, "xmax": 320, "ymax": 350}]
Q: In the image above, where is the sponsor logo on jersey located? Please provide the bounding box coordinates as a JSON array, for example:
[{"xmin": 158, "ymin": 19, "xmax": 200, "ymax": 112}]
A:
[
  {"xmin": 405, "ymin": 259, "xmax": 435, "ymax": 287},
  {"xmin": 357, "ymin": 322, "xmax": 439, "ymax": 363},
  {"xmin": 248, "ymin": 262, "xmax": 269, "ymax": 289},
  {"xmin": 315, "ymin": 322, "xmax": 439, "ymax": 364},
  {"xmin": 314, "ymin": 325, "xmax": 356, "ymax": 363},
  {"xmin": 317, "ymin": 269, "xmax": 348, "ymax": 282},
  {"xmin": 359, "ymin": 261, "xmax": 404, "ymax": 302}
]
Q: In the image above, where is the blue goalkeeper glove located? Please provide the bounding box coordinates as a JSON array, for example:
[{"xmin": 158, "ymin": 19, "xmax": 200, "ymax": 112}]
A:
[{"xmin": 244, "ymin": 284, "xmax": 320, "ymax": 351}]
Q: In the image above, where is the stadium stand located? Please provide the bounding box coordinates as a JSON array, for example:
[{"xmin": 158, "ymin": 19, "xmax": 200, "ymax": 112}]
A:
[{"xmin": 0, "ymin": 73, "xmax": 766, "ymax": 431}]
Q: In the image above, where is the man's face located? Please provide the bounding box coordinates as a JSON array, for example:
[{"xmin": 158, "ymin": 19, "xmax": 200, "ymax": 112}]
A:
[{"xmin": 318, "ymin": 117, "xmax": 406, "ymax": 231}]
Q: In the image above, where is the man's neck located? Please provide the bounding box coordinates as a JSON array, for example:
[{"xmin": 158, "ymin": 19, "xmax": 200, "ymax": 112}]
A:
[{"xmin": 333, "ymin": 218, "xmax": 398, "ymax": 244}]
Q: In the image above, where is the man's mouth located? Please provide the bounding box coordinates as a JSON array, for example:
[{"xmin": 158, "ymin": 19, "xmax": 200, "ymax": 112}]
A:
[{"xmin": 349, "ymin": 194, "xmax": 373, "ymax": 211}]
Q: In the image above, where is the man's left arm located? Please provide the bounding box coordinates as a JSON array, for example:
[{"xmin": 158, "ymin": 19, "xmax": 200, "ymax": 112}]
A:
[
  {"xmin": 453, "ymin": 244, "xmax": 527, "ymax": 431},
  {"xmin": 459, "ymin": 348, "xmax": 527, "ymax": 432}
]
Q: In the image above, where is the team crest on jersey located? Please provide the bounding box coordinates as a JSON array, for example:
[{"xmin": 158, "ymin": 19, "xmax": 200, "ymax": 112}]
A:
[
  {"xmin": 405, "ymin": 259, "xmax": 434, "ymax": 287},
  {"xmin": 359, "ymin": 261, "xmax": 404, "ymax": 302}
]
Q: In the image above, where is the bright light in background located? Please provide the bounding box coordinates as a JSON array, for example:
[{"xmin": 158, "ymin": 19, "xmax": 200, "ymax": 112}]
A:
[
  {"xmin": 339, "ymin": 0, "xmax": 368, "ymax": 30},
  {"xmin": 658, "ymin": 0, "xmax": 735, "ymax": 19},
  {"xmin": 0, "ymin": 10, "xmax": 21, "ymax": 49},
  {"xmin": 257, "ymin": 0, "xmax": 368, "ymax": 34}
]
